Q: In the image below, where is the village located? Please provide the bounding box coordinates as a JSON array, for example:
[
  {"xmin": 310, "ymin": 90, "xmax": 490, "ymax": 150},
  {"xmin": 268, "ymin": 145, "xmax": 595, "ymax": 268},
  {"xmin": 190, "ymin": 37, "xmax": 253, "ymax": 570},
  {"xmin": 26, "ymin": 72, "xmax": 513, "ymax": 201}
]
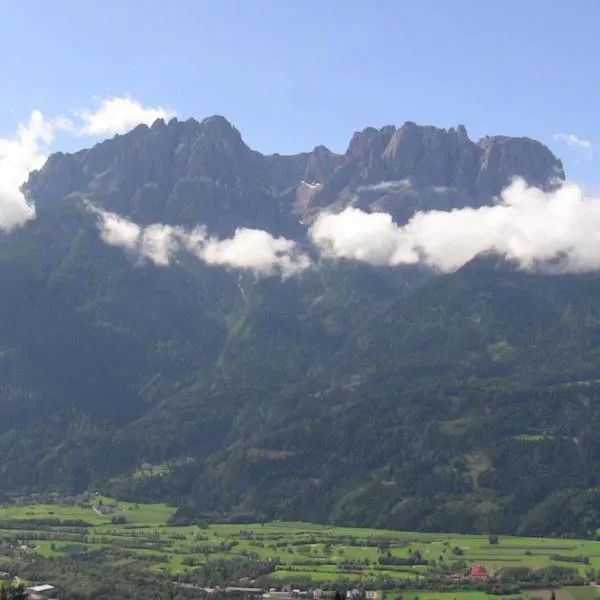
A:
[
  {"xmin": 174, "ymin": 563, "xmax": 493, "ymax": 599},
  {"xmin": 0, "ymin": 564, "xmax": 494, "ymax": 600},
  {"xmin": 177, "ymin": 585, "xmax": 382, "ymax": 599},
  {"xmin": 0, "ymin": 495, "xmax": 594, "ymax": 600}
]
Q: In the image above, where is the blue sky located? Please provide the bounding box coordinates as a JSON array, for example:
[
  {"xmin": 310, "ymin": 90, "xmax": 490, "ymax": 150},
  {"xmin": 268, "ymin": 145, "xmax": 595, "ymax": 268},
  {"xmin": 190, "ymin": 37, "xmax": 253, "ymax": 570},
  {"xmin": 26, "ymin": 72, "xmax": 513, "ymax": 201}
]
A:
[{"xmin": 1, "ymin": 0, "xmax": 599, "ymax": 185}]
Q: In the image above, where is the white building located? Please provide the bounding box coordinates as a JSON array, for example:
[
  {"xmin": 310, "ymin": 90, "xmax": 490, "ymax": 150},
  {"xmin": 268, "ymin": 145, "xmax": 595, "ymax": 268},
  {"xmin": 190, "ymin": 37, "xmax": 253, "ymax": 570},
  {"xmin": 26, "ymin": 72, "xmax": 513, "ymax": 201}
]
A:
[{"xmin": 26, "ymin": 585, "xmax": 55, "ymax": 595}]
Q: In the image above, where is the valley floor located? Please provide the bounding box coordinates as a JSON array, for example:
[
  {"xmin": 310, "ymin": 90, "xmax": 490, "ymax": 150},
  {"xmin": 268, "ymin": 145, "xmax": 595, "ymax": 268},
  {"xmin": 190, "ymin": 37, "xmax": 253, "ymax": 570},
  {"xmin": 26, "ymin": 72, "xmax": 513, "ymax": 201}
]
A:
[{"xmin": 0, "ymin": 498, "xmax": 598, "ymax": 599}]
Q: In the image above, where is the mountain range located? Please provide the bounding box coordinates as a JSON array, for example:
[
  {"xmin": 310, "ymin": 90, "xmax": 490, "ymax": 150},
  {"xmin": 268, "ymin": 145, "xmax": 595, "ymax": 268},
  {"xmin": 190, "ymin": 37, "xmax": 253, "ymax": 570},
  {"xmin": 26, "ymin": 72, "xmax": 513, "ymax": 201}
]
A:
[
  {"xmin": 28, "ymin": 116, "xmax": 563, "ymax": 234},
  {"xmin": 2, "ymin": 115, "xmax": 600, "ymax": 537}
]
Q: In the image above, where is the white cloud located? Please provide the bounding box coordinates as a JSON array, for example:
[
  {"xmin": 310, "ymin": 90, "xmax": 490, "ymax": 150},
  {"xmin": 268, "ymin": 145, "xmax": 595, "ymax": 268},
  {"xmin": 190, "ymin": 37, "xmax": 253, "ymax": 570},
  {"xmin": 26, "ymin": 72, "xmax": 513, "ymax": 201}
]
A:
[
  {"xmin": 0, "ymin": 95, "xmax": 174, "ymax": 236},
  {"xmin": 96, "ymin": 209, "xmax": 188, "ymax": 267},
  {"xmin": 94, "ymin": 208, "xmax": 310, "ymax": 277},
  {"xmin": 76, "ymin": 96, "xmax": 176, "ymax": 136},
  {"xmin": 552, "ymin": 133, "xmax": 593, "ymax": 157},
  {"xmin": 356, "ymin": 180, "xmax": 412, "ymax": 194},
  {"xmin": 310, "ymin": 207, "xmax": 419, "ymax": 267},
  {"xmin": 95, "ymin": 178, "xmax": 600, "ymax": 277},
  {"xmin": 97, "ymin": 209, "xmax": 142, "ymax": 250},
  {"xmin": 0, "ymin": 110, "xmax": 72, "ymax": 232},
  {"xmin": 309, "ymin": 178, "xmax": 600, "ymax": 274},
  {"xmin": 140, "ymin": 224, "xmax": 183, "ymax": 267},
  {"xmin": 200, "ymin": 228, "xmax": 311, "ymax": 277}
]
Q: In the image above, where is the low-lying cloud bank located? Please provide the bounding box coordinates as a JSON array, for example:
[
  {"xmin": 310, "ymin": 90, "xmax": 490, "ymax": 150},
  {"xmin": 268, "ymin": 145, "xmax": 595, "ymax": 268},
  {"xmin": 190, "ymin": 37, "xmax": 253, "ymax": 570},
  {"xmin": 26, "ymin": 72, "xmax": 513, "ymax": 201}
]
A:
[
  {"xmin": 0, "ymin": 97, "xmax": 175, "ymax": 232},
  {"xmin": 95, "ymin": 177, "xmax": 600, "ymax": 278},
  {"xmin": 96, "ymin": 208, "xmax": 310, "ymax": 277},
  {"xmin": 310, "ymin": 179, "xmax": 600, "ymax": 274}
]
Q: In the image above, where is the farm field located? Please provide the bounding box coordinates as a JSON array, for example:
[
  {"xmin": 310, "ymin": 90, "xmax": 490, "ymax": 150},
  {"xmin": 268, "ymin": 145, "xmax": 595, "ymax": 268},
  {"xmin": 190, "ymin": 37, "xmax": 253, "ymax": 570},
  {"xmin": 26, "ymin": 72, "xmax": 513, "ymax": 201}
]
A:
[
  {"xmin": 1, "ymin": 499, "xmax": 600, "ymax": 590},
  {"xmin": 383, "ymin": 590, "xmax": 600, "ymax": 600}
]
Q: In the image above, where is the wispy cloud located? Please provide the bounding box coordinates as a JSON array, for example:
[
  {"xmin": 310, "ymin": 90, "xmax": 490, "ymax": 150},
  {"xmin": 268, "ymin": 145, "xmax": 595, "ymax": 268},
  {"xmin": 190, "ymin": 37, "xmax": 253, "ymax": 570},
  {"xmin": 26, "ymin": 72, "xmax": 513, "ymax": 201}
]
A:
[
  {"xmin": 0, "ymin": 110, "xmax": 72, "ymax": 231},
  {"xmin": 356, "ymin": 180, "xmax": 412, "ymax": 194},
  {"xmin": 552, "ymin": 133, "xmax": 593, "ymax": 157},
  {"xmin": 0, "ymin": 96, "xmax": 174, "ymax": 233},
  {"xmin": 75, "ymin": 96, "xmax": 176, "ymax": 136},
  {"xmin": 95, "ymin": 208, "xmax": 310, "ymax": 278},
  {"xmin": 104, "ymin": 176, "xmax": 600, "ymax": 277},
  {"xmin": 200, "ymin": 228, "xmax": 311, "ymax": 277},
  {"xmin": 96, "ymin": 207, "xmax": 194, "ymax": 266},
  {"xmin": 309, "ymin": 178, "xmax": 600, "ymax": 274}
]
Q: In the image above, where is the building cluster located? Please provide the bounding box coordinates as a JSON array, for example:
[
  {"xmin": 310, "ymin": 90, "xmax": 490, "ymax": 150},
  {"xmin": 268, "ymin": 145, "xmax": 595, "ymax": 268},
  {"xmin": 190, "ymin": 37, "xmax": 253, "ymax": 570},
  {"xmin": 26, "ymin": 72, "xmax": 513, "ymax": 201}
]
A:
[
  {"xmin": 178, "ymin": 584, "xmax": 379, "ymax": 599},
  {"xmin": 8, "ymin": 492, "xmax": 95, "ymax": 508}
]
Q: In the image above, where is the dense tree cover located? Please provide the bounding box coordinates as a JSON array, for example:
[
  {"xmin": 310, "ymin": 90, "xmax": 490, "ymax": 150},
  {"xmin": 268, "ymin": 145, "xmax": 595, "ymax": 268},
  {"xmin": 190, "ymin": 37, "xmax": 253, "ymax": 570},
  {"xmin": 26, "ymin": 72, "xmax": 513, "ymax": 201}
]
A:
[
  {"xmin": 4, "ymin": 199, "xmax": 600, "ymax": 536},
  {"xmin": 0, "ymin": 585, "xmax": 28, "ymax": 600},
  {"xmin": 7, "ymin": 549, "xmax": 282, "ymax": 600},
  {"xmin": 8, "ymin": 551, "xmax": 193, "ymax": 600}
]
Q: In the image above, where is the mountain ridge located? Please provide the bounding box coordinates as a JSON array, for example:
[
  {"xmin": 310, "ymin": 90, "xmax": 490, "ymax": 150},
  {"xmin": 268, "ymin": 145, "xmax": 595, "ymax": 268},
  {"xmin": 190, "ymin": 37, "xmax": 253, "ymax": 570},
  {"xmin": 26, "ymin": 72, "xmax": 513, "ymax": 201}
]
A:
[
  {"xmin": 2, "ymin": 116, "xmax": 598, "ymax": 537},
  {"xmin": 25, "ymin": 116, "xmax": 564, "ymax": 235}
]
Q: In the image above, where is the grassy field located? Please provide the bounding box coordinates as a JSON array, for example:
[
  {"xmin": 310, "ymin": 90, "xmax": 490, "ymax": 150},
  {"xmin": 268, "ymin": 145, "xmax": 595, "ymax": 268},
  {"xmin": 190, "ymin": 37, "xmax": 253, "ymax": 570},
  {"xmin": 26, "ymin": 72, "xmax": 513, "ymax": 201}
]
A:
[
  {"xmin": 395, "ymin": 594, "xmax": 494, "ymax": 600},
  {"xmin": 0, "ymin": 499, "xmax": 599, "ymax": 589}
]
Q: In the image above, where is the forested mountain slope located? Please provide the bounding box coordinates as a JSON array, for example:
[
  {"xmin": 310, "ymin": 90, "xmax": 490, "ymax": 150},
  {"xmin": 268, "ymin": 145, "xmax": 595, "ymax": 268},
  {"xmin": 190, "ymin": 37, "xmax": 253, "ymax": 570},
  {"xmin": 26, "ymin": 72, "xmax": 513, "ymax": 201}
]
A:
[{"xmin": 1, "ymin": 116, "xmax": 598, "ymax": 537}]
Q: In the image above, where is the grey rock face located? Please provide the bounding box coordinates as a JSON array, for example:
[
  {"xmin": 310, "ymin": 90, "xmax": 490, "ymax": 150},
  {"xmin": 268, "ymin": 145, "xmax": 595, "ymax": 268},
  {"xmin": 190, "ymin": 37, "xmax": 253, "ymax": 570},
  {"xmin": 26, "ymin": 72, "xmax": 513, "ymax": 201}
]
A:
[
  {"xmin": 475, "ymin": 136, "xmax": 565, "ymax": 202},
  {"xmin": 304, "ymin": 122, "xmax": 564, "ymax": 224},
  {"xmin": 25, "ymin": 116, "xmax": 565, "ymax": 234}
]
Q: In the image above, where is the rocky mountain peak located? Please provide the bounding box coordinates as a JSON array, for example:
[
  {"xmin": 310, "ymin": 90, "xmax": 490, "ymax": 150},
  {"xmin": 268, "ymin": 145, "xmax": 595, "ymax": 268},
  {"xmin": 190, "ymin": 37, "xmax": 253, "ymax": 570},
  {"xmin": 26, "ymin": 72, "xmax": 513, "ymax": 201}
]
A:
[
  {"xmin": 25, "ymin": 116, "xmax": 566, "ymax": 235},
  {"xmin": 297, "ymin": 121, "xmax": 565, "ymax": 223},
  {"xmin": 475, "ymin": 135, "xmax": 565, "ymax": 200},
  {"xmin": 198, "ymin": 115, "xmax": 242, "ymax": 140},
  {"xmin": 345, "ymin": 125, "xmax": 396, "ymax": 164}
]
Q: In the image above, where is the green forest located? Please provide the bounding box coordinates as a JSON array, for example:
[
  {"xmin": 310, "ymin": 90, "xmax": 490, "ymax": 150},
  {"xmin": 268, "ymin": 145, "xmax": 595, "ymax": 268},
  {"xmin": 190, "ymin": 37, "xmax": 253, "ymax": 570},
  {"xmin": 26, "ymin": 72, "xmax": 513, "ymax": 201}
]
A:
[
  {"xmin": 1, "ymin": 116, "xmax": 598, "ymax": 539},
  {"xmin": 2, "ymin": 196, "xmax": 600, "ymax": 537}
]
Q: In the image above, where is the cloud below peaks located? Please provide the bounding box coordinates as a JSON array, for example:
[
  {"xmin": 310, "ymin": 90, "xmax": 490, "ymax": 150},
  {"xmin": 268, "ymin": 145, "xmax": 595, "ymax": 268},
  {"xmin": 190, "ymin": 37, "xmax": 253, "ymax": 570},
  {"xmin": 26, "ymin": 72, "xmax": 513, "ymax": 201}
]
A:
[
  {"xmin": 309, "ymin": 207, "xmax": 420, "ymax": 267},
  {"xmin": 200, "ymin": 228, "xmax": 311, "ymax": 277},
  {"xmin": 95, "ymin": 208, "xmax": 311, "ymax": 277},
  {"xmin": 309, "ymin": 178, "xmax": 600, "ymax": 274},
  {"xmin": 96, "ymin": 209, "xmax": 189, "ymax": 267}
]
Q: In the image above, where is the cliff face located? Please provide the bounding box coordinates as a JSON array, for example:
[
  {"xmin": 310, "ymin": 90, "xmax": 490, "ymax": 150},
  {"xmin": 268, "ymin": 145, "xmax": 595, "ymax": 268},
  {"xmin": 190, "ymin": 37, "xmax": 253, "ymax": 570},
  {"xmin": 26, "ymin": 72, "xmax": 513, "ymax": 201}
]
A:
[
  {"xmin": 295, "ymin": 122, "xmax": 564, "ymax": 223},
  {"xmin": 25, "ymin": 116, "xmax": 564, "ymax": 234}
]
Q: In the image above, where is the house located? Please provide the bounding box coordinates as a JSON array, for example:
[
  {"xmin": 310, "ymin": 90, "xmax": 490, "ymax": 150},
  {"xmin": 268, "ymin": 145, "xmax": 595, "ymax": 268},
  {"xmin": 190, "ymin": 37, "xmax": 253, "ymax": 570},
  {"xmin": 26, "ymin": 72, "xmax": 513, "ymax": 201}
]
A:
[
  {"xmin": 0, "ymin": 572, "xmax": 9, "ymax": 579},
  {"xmin": 26, "ymin": 585, "xmax": 55, "ymax": 595},
  {"xmin": 225, "ymin": 587, "xmax": 263, "ymax": 596},
  {"xmin": 468, "ymin": 564, "xmax": 489, "ymax": 580}
]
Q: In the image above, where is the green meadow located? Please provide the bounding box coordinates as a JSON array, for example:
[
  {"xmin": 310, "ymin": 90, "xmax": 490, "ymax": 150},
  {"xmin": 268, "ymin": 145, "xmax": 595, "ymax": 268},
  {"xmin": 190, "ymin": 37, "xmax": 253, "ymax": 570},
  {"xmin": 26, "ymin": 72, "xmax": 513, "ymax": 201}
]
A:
[{"xmin": 1, "ymin": 499, "xmax": 600, "ymax": 589}]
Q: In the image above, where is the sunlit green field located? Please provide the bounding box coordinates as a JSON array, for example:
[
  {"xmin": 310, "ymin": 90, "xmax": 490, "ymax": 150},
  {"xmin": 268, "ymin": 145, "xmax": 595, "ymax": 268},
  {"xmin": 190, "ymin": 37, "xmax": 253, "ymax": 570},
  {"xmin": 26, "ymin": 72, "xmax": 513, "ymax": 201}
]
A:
[
  {"xmin": 396, "ymin": 593, "xmax": 492, "ymax": 600},
  {"xmin": 1, "ymin": 500, "xmax": 600, "ymax": 586}
]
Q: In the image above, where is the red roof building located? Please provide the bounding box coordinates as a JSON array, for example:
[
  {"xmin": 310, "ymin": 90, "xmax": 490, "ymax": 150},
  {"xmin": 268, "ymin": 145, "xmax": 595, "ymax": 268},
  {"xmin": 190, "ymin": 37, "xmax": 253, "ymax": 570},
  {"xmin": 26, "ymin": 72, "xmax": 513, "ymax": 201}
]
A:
[{"xmin": 468, "ymin": 564, "xmax": 489, "ymax": 580}]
